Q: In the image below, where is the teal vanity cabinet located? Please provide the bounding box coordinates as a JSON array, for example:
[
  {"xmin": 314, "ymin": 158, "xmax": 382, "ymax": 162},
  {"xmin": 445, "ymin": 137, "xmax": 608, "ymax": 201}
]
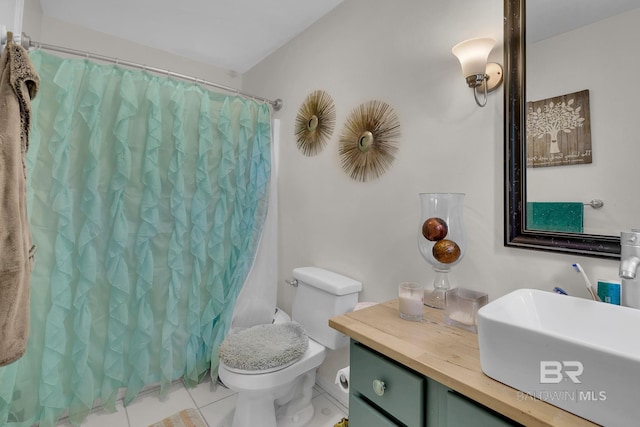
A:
[
  {"xmin": 349, "ymin": 340, "xmax": 519, "ymax": 426},
  {"xmin": 329, "ymin": 300, "xmax": 598, "ymax": 427}
]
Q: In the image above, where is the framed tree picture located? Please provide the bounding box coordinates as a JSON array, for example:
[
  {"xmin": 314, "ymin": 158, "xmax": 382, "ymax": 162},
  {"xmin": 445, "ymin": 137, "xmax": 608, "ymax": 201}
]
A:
[{"xmin": 526, "ymin": 89, "xmax": 592, "ymax": 168}]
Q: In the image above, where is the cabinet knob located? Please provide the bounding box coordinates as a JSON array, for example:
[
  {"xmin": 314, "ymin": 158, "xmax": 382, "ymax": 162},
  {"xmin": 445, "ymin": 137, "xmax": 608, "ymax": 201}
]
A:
[{"xmin": 372, "ymin": 379, "xmax": 386, "ymax": 396}]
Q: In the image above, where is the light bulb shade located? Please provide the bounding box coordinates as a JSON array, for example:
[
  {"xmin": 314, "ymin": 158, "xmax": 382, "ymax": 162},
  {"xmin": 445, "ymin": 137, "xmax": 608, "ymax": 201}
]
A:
[{"xmin": 452, "ymin": 37, "xmax": 496, "ymax": 78}]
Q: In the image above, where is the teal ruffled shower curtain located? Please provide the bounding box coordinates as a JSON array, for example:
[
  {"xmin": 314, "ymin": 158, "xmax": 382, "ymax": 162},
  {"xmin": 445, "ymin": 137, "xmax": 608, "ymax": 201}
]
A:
[{"xmin": 0, "ymin": 50, "xmax": 271, "ymax": 427}]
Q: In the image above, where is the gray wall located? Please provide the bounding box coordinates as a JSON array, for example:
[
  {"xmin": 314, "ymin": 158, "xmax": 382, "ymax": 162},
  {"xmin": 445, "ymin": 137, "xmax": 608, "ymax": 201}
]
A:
[{"xmin": 243, "ymin": 0, "xmax": 620, "ymax": 398}]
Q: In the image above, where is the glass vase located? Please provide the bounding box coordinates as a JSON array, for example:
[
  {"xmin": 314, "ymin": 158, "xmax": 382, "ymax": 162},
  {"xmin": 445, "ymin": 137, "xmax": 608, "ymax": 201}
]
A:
[{"xmin": 417, "ymin": 193, "xmax": 467, "ymax": 309}]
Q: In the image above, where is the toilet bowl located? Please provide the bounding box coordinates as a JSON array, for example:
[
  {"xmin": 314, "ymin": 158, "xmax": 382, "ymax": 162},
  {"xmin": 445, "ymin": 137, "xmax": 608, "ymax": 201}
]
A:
[
  {"xmin": 219, "ymin": 339, "xmax": 325, "ymax": 427},
  {"xmin": 218, "ymin": 267, "xmax": 362, "ymax": 427}
]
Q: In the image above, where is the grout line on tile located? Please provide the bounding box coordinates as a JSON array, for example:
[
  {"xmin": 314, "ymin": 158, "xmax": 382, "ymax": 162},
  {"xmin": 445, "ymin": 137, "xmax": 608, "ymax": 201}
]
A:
[
  {"xmin": 323, "ymin": 391, "xmax": 349, "ymax": 414},
  {"xmin": 197, "ymin": 407, "xmax": 211, "ymax": 427}
]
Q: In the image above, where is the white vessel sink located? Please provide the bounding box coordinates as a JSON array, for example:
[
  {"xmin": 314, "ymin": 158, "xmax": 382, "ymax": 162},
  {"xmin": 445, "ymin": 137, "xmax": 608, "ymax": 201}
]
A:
[{"xmin": 477, "ymin": 288, "xmax": 640, "ymax": 426}]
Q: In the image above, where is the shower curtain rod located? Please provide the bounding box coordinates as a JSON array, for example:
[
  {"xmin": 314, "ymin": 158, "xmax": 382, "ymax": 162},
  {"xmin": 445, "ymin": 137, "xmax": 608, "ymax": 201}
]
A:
[{"xmin": 19, "ymin": 32, "xmax": 283, "ymax": 110}]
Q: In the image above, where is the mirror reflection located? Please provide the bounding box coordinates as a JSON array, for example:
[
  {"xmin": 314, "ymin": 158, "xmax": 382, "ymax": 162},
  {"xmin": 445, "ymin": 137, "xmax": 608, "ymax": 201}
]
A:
[{"xmin": 525, "ymin": 0, "xmax": 640, "ymax": 236}]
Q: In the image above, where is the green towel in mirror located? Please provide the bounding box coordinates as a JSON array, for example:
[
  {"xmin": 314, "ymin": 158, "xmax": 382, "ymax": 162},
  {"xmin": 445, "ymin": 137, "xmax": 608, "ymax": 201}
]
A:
[{"xmin": 526, "ymin": 202, "xmax": 583, "ymax": 233}]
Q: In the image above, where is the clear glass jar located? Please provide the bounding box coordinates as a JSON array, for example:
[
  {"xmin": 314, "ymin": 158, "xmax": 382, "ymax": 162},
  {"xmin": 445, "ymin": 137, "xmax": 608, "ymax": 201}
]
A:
[{"xmin": 417, "ymin": 193, "xmax": 467, "ymax": 309}]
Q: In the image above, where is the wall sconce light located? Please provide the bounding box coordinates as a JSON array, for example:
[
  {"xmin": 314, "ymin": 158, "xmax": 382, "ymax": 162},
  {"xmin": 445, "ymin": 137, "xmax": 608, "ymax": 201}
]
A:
[{"xmin": 452, "ymin": 37, "xmax": 503, "ymax": 107}]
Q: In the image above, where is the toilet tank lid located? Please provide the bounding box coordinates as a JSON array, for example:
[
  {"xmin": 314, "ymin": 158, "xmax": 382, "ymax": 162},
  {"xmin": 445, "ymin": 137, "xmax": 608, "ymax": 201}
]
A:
[{"xmin": 293, "ymin": 267, "xmax": 362, "ymax": 295}]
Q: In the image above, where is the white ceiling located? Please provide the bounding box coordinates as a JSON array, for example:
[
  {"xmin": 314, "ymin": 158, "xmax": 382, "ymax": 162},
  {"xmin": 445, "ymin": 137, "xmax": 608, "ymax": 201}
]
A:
[
  {"xmin": 37, "ymin": 1, "xmax": 639, "ymax": 72},
  {"xmin": 38, "ymin": 0, "xmax": 344, "ymax": 74},
  {"xmin": 527, "ymin": 0, "xmax": 640, "ymax": 43}
]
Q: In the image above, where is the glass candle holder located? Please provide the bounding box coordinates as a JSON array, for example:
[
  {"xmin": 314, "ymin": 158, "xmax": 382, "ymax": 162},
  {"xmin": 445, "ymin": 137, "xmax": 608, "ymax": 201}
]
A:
[
  {"xmin": 398, "ymin": 282, "xmax": 423, "ymax": 321},
  {"xmin": 444, "ymin": 288, "xmax": 488, "ymax": 333}
]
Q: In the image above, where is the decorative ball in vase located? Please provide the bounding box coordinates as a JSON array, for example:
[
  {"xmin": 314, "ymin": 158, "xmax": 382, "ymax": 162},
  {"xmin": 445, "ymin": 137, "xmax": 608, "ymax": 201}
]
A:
[{"xmin": 417, "ymin": 193, "xmax": 467, "ymax": 309}]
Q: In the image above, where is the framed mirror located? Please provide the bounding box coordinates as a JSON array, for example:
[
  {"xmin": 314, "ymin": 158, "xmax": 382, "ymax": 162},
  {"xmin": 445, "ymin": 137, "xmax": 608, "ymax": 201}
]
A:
[{"xmin": 504, "ymin": 0, "xmax": 622, "ymax": 259}]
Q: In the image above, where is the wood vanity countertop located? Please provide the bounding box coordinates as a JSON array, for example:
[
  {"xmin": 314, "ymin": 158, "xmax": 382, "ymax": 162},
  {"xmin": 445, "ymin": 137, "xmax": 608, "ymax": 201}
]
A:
[{"xmin": 329, "ymin": 299, "xmax": 598, "ymax": 427}]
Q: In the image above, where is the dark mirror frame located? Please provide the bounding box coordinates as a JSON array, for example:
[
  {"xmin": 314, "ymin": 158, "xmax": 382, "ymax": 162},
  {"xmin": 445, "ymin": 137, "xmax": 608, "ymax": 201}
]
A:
[{"xmin": 503, "ymin": 0, "xmax": 620, "ymax": 259}]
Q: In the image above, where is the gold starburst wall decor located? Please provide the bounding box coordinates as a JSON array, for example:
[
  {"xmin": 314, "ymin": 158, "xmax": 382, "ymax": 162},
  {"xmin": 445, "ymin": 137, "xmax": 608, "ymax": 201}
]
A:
[
  {"xmin": 295, "ymin": 90, "xmax": 336, "ymax": 156},
  {"xmin": 339, "ymin": 100, "xmax": 401, "ymax": 182}
]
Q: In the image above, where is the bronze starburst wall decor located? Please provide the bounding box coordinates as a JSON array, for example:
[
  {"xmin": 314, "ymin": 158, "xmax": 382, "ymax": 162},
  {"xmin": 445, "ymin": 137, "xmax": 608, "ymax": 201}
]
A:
[
  {"xmin": 294, "ymin": 90, "xmax": 336, "ymax": 156},
  {"xmin": 339, "ymin": 100, "xmax": 401, "ymax": 182}
]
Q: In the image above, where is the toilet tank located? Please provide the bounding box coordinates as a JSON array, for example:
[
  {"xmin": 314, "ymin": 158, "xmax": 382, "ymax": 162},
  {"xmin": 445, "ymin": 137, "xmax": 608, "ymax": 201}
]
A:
[{"xmin": 291, "ymin": 267, "xmax": 362, "ymax": 350}]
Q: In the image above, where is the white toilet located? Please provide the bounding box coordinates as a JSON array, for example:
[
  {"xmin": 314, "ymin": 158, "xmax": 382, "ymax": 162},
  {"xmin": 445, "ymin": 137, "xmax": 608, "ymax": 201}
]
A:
[{"xmin": 218, "ymin": 266, "xmax": 362, "ymax": 427}]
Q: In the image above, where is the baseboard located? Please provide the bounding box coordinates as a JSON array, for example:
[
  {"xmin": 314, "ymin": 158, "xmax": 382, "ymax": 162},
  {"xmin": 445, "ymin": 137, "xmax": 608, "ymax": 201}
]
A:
[{"xmin": 316, "ymin": 375, "xmax": 349, "ymax": 409}]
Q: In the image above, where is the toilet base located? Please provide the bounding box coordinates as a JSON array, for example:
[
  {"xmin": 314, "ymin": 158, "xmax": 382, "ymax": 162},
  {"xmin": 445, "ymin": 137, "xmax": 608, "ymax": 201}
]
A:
[{"xmin": 230, "ymin": 370, "xmax": 317, "ymax": 427}]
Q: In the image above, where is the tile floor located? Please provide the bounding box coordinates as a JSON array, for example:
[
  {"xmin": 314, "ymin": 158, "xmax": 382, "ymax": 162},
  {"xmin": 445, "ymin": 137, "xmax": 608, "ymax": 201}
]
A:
[{"xmin": 56, "ymin": 374, "xmax": 348, "ymax": 427}]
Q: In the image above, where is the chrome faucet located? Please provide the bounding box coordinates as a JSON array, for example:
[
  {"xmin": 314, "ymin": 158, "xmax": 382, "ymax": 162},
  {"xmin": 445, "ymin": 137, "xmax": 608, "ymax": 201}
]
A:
[{"xmin": 620, "ymin": 230, "xmax": 640, "ymax": 308}]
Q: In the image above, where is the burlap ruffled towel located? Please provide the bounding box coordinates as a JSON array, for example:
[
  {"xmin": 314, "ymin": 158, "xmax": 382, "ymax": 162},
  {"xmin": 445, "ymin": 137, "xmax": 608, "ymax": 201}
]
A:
[{"xmin": 0, "ymin": 32, "xmax": 39, "ymax": 367}]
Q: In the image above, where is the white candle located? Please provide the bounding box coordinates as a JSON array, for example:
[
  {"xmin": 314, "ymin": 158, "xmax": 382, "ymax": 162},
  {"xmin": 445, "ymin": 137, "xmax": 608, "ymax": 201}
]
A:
[
  {"xmin": 399, "ymin": 296, "xmax": 423, "ymax": 316},
  {"xmin": 398, "ymin": 282, "xmax": 423, "ymax": 320}
]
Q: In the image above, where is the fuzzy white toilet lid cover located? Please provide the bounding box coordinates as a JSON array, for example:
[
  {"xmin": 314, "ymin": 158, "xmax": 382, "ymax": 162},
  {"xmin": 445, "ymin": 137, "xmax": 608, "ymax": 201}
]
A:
[{"xmin": 218, "ymin": 321, "xmax": 309, "ymax": 372}]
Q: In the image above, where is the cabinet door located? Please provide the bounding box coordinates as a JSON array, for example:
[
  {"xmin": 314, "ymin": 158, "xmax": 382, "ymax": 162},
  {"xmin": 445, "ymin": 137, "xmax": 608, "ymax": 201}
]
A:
[
  {"xmin": 349, "ymin": 393, "xmax": 400, "ymax": 427},
  {"xmin": 426, "ymin": 374, "xmax": 521, "ymax": 426},
  {"xmin": 350, "ymin": 341, "xmax": 425, "ymax": 426},
  {"xmin": 444, "ymin": 390, "xmax": 519, "ymax": 427}
]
